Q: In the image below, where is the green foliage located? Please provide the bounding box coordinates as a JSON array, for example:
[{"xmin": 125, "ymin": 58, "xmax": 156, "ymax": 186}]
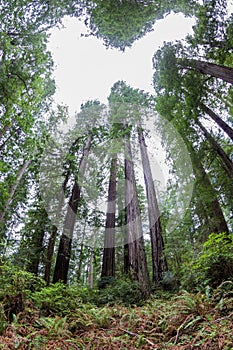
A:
[
  {"xmin": 193, "ymin": 232, "xmax": 233, "ymax": 288},
  {"xmin": 83, "ymin": 0, "xmax": 197, "ymax": 50},
  {"xmin": 0, "ymin": 304, "xmax": 7, "ymax": 335},
  {"xmin": 32, "ymin": 282, "xmax": 83, "ymax": 316},
  {"xmin": 96, "ymin": 276, "xmax": 144, "ymax": 306},
  {"xmin": 0, "ymin": 263, "xmax": 45, "ymax": 299},
  {"xmin": 84, "ymin": 0, "xmax": 161, "ymax": 50}
]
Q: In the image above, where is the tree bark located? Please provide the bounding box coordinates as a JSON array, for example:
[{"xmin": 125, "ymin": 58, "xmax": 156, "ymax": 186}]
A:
[
  {"xmin": 180, "ymin": 59, "xmax": 233, "ymax": 84},
  {"xmin": 53, "ymin": 135, "xmax": 92, "ymax": 284},
  {"xmin": 200, "ymin": 103, "xmax": 233, "ymax": 142},
  {"xmin": 44, "ymin": 170, "xmax": 70, "ymax": 285},
  {"xmin": 185, "ymin": 138, "xmax": 229, "ymax": 236},
  {"xmin": 27, "ymin": 208, "xmax": 47, "ymax": 275},
  {"xmin": 124, "ymin": 126, "xmax": 150, "ymax": 297},
  {"xmin": 197, "ymin": 120, "xmax": 233, "ymax": 178},
  {"xmin": 101, "ymin": 157, "xmax": 117, "ymax": 278},
  {"xmin": 88, "ymin": 249, "xmax": 94, "ymax": 289},
  {"xmin": 138, "ymin": 125, "xmax": 167, "ymax": 285},
  {"xmin": 0, "ymin": 159, "xmax": 31, "ymax": 223}
]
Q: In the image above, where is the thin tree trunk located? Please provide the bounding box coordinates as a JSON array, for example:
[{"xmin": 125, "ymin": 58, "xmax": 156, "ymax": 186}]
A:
[
  {"xmin": 124, "ymin": 127, "xmax": 150, "ymax": 297},
  {"xmin": 76, "ymin": 219, "xmax": 87, "ymax": 283},
  {"xmin": 200, "ymin": 103, "xmax": 233, "ymax": 142},
  {"xmin": 88, "ymin": 249, "xmax": 94, "ymax": 289},
  {"xmin": 76, "ymin": 242, "xmax": 84, "ymax": 282},
  {"xmin": 101, "ymin": 157, "xmax": 117, "ymax": 278},
  {"xmin": 180, "ymin": 59, "xmax": 233, "ymax": 84},
  {"xmin": 0, "ymin": 159, "xmax": 31, "ymax": 223},
  {"xmin": 53, "ymin": 135, "xmax": 92, "ymax": 284},
  {"xmin": 197, "ymin": 120, "xmax": 233, "ymax": 178},
  {"xmin": 117, "ymin": 193, "xmax": 128, "ymax": 274},
  {"xmin": 138, "ymin": 125, "xmax": 167, "ymax": 285}
]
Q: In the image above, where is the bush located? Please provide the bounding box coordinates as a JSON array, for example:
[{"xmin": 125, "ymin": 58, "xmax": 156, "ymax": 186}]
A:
[
  {"xmin": 96, "ymin": 276, "xmax": 144, "ymax": 306},
  {"xmin": 193, "ymin": 232, "xmax": 233, "ymax": 288},
  {"xmin": 0, "ymin": 263, "xmax": 45, "ymax": 299},
  {"xmin": 0, "ymin": 263, "xmax": 45, "ymax": 321},
  {"xmin": 32, "ymin": 282, "xmax": 84, "ymax": 316}
]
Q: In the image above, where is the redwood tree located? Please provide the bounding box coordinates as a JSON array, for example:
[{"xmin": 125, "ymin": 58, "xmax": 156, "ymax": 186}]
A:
[
  {"xmin": 53, "ymin": 134, "xmax": 92, "ymax": 283},
  {"xmin": 138, "ymin": 124, "xmax": 168, "ymax": 285},
  {"xmin": 101, "ymin": 156, "xmax": 117, "ymax": 278}
]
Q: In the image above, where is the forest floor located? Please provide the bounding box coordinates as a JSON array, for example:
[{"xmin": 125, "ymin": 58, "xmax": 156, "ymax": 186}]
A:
[{"xmin": 0, "ymin": 285, "xmax": 233, "ymax": 350}]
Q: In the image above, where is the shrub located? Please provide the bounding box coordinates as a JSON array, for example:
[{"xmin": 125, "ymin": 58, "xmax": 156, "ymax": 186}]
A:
[
  {"xmin": 96, "ymin": 276, "xmax": 144, "ymax": 306},
  {"xmin": 193, "ymin": 232, "xmax": 233, "ymax": 288},
  {"xmin": 0, "ymin": 264, "xmax": 45, "ymax": 299},
  {"xmin": 32, "ymin": 282, "xmax": 84, "ymax": 316}
]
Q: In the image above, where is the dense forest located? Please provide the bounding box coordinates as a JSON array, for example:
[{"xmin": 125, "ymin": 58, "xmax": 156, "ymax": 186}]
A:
[{"xmin": 0, "ymin": 0, "xmax": 233, "ymax": 349}]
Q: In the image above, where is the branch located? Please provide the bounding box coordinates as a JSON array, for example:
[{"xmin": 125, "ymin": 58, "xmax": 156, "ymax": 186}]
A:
[{"xmin": 118, "ymin": 327, "xmax": 157, "ymax": 347}]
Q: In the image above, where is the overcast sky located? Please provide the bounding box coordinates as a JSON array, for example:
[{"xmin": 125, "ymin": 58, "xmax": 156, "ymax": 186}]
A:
[{"xmin": 47, "ymin": 12, "xmax": 196, "ymax": 119}]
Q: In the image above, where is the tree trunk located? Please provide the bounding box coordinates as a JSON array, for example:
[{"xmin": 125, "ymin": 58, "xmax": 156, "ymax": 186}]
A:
[
  {"xmin": 88, "ymin": 249, "xmax": 94, "ymax": 289},
  {"xmin": 44, "ymin": 170, "xmax": 70, "ymax": 285},
  {"xmin": 186, "ymin": 139, "xmax": 229, "ymax": 236},
  {"xmin": 200, "ymin": 103, "xmax": 233, "ymax": 142},
  {"xmin": 76, "ymin": 242, "xmax": 84, "ymax": 282},
  {"xmin": 53, "ymin": 135, "xmax": 92, "ymax": 284},
  {"xmin": 180, "ymin": 59, "xmax": 233, "ymax": 84},
  {"xmin": 124, "ymin": 127, "xmax": 150, "ymax": 297},
  {"xmin": 27, "ymin": 209, "xmax": 47, "ymax": 275},
  {"xmin": 197, "ymin": 120, "xmax": 233, "ymax": 178},
  {"xmin": 138, "ymin": 125, "xmax": 167, "ymax": 285},
  {"xmin": 101, "ymin": 157, "xmax": 117, "ymax": 278},
  {"xmin": 44, "ymin": 225, "xmax": 57, "ymax": 285},
  {"xmin": 0, "ymin": 159, "xmax": 31, "ymax": 223}
]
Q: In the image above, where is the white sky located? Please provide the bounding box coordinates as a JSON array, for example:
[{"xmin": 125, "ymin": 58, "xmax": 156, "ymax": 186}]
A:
[{"xmin": 47, "ymin": 12, "xmax": 196, "ymax": 120}]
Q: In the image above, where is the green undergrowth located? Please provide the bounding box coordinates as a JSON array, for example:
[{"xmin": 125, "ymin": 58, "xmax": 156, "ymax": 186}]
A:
[{"xmin": 0, "ymin": 268, "xmax": 232, "ymax": 349}]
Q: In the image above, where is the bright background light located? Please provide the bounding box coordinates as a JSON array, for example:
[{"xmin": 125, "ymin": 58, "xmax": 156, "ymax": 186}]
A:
[{"xmin": 47, "ymin": 12, "xmax": 196, "ymax": 122}]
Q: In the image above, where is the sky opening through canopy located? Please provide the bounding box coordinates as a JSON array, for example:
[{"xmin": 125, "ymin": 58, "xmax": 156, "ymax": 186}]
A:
[{"xmin": 47, "ymin": 12, "xmax": 196, "ymax": 122}]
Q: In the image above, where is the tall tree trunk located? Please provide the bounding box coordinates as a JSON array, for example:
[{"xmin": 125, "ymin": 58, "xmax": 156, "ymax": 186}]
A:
[
  {"xmin": 76, "ymin": 219, "xmax": 88, "ymax": 283},
  {"xmin": 44, "ymin": 170, "xmax": 70, "ymax": 285},
  {"xmin": 185, "ymin": 138, "xmax": 229, "ymax": 236},
  {"xmin": 138, "ymin": 125, "xmax": 167, "ymax": 285},
  {"xmin": 0, "ymin": 159, "xmax": 31, "ymax": 223},
  {"xmin": 53, "ymin": 135, "xmax": 92, "ymax": 284},
  {"xmin": 27, "ymin": 208, "xmax": 47, "ymax": 275},
  {"xmin": 200, "ymin": 103, "xmax": 233, "ymax": 142},
  {"xmin": 88, "ymin": 249, "xmax": 94, "ymax": 289},
  {"xmin": 117, "ymin": 193, "xmax": 128, "ymax": 274},
  {"xmin": 197, "ymin": 120, "xmax": 233, "ymax": 178},
  {"xmin": 124, "ymin": 127, "xmax": 150, "ymax": 297},
  {"xmin": 101, "ymin": 157, "xmax": 117, "ymax": 278},
  {"xmin": 76, "ymin": 242, "xmax": 84, "ymax": 282},
  {"xmin": 180, "ymin": 59, "xmax": 233, "ymax": 84}
]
